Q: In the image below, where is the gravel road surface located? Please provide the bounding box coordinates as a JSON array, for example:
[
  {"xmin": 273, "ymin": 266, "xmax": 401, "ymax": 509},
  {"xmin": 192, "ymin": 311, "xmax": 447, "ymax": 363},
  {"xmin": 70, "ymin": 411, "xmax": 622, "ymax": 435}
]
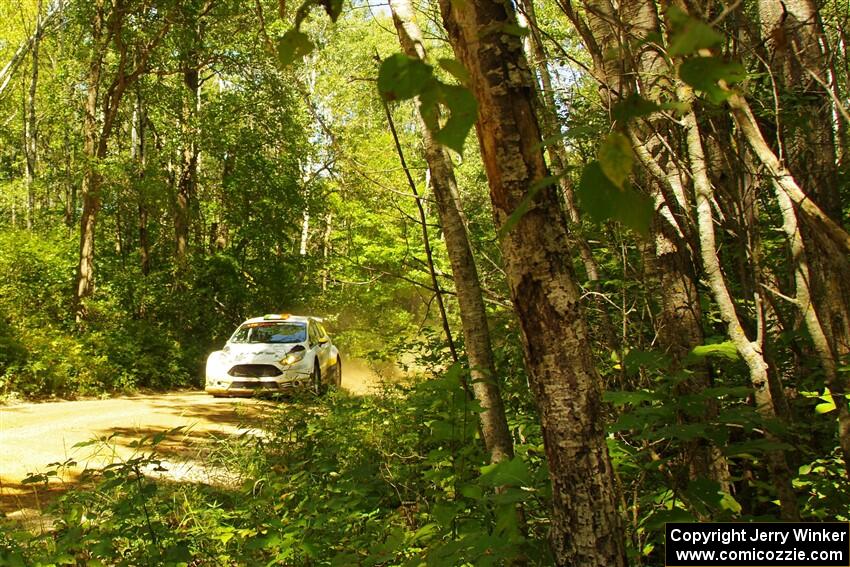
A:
[{"xmin": 0, "ymin": 358, "xmax": 381, "ymax": 525}]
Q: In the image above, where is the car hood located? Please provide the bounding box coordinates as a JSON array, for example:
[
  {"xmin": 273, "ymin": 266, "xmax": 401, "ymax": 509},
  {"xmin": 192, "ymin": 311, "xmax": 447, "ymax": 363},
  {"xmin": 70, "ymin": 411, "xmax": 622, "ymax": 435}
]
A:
[{"xmin": 221, "ymin": 342, "xmax": 304, "ymax": 363}]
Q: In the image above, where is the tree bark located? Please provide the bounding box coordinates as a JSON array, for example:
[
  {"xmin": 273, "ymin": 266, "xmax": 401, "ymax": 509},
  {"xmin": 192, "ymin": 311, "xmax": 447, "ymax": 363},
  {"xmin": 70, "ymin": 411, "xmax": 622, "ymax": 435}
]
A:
[
  {"xmin": 0, "ymin": 3, "xmax": 58, "ymax": 99},
  {"xmin": 758, "ymin": 0, "xmax": 850, "ymax": 424},
  {"xmin": 773, "ymin": 176, "xmax": 850, "ymax": 477},
  {"xmin": 132, "ymin": 90, "xmax": 150, "ymax": 276},
  {"xmin": 176, "ymin": 66, "xmax": 200, "ymax": 263},
  {"xmin": 437, "ymin": 0, "xmax": 626, "ymax": 562},
  {"xmin": 389, "ymin": 0, "xmax": 515, "ymax": 464},
  {"xmin": 681, "ymin": 84, "xmax": 799, "ymax": 519},
  {"xmin": 74, "ymin": 1, "xmax": 107, "ymax": 318},
  {"xmin": 73, "ymin": 1, "xmax": 171, "ymax": 318}
]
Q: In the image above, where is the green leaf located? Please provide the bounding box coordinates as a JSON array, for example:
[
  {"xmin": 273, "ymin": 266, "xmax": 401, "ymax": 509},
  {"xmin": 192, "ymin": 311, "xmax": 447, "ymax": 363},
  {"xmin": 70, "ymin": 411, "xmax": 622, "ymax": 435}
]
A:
[
  {"xmin": 598, "ymin": 132, "xmax": 634, "ymax": 188},
  {"xmin": 576, "ymin": 161, "xmax": 653, "ymax": 235},
  {"xmin": 666, "ymin": 6, "xmax": 724, "ymax": 56},
  {"xmin": 815, "ymin": 390, "xmax": 836, "ymax": 414},
  {"xmin": 437, "ymin": 58, "xmax": 470, "ymax": 83},
  {"xmin": 433, "ymin": 84, "xmax": 477, "ymax": 154},
  {"xmin": 689, "ymin": 341, "xmax": 739, "ymax": 360},
  {"xmin": 496, "ymin": 176, "xmax": 558, "ymax": 240},
  {"xmin": 679, "ymin": 57, "xmax": 746, "ymax": 103},
  {"xmin": 646, "ymin": 508, "xmax": 695, "ymax": 530},
  {"xmin": 479, "ymin": 457, "xmax": 532, "ymax": 487},
  {"xmin": 603, "ymin": 390, "xmax": 659, "ymax": 406},
  {"xmin": 377, "ymin": 54, "xmax": 433, "ymax": 101},
  {"xmin": 276, "ymin": 30, "xmax": 314, "ymax": 67},
  {"xmin": 612, "ymin": 93, "xmax": 661, "ymax": 125}
]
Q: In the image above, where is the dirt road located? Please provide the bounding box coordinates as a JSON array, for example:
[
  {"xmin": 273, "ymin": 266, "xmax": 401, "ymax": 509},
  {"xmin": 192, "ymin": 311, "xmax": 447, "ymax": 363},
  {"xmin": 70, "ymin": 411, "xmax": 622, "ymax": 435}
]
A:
[{"xmin": 0, "ymin": 359, "xmax": 382, "ymax": 524}]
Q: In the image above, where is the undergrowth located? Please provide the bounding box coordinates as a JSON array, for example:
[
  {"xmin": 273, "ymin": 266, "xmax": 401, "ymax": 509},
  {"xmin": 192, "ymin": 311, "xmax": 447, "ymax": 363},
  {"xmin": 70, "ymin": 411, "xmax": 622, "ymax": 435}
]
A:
[{"xmin": 0, "ymin": 368, "xmax": 553, "ymax": 566}]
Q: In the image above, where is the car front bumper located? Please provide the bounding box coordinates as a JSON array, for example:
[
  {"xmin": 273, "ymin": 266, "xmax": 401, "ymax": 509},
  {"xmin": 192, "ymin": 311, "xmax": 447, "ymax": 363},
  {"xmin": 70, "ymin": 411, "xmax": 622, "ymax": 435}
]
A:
[{"xmin": 205, "ymin": 370, "xmax": 311, "ymax": 396}]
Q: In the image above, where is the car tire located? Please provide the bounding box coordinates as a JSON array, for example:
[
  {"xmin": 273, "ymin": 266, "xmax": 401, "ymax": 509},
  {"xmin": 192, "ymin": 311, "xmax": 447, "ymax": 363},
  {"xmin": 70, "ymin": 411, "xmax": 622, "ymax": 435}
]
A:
[
  {"xmin": 311, "ymin": 364, "xmax": 323, "ymax": 395},
  {"xmin": 334, "ymin": 357, "xmax": 342, "ymax": 387}
]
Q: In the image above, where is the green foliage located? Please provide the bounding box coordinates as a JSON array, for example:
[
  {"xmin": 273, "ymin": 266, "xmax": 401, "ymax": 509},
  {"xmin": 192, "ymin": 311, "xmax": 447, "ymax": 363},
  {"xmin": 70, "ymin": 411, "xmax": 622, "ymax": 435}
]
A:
[
  {"xmin": 598, "ymin": 132, "xmax": 634, "ymax": 188},
  {"xmin": 665, "ymin": 6, "xmax": 724, "ymax": 56},
  {"xmin": 678, "ymin": 57, "xmax": 746, "ymax": 103},
  {"xmin": 377, "ymin": 54, "xmax": 477, "ymax": 154},
  {"xmin": 576, "ymin": 161, "xmax": 653, "ymax": 235},
  {"xmin": 604, "ymin": 342, "xmax": 850, "ymax": 563},
  {"xmin": 277, "ymin": 29, "xmax": 314, "ymax": 65}
]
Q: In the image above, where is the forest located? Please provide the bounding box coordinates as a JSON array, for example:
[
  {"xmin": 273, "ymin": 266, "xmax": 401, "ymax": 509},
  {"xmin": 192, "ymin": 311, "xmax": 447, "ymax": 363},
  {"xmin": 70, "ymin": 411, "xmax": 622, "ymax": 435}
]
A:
[{"xmin": 0, "ymin": 0, "xmax": 848, "ymax": 563}]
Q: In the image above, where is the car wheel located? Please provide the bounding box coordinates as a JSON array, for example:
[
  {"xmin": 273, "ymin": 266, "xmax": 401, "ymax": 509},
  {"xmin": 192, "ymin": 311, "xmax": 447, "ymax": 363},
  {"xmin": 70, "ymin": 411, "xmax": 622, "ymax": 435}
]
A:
[
  {"xmin": 311, "ymin": 364, "xmax": 323, "ymax": 395},
  {"xmin": 334, "ymin": 357, "xmax": 342, "ymax": 387}
]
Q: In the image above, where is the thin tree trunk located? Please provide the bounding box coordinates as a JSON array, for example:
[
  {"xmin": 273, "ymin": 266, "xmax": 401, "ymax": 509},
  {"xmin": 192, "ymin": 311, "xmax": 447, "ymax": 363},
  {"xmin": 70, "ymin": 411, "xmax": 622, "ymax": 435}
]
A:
[
  {"xmin": 726, "ymin": 92, "xmax": 850, "ymax": 256},
  {"xmin": 73, "ymin": 0, "xmax": 170, "ymax": 318},
  {"xmin": 132, "ymin": 90, "xmax": 150, "ymax": 276},
  {"xmin": 176, "ymin": 67, "xmax": 199, "ymax": 263},
  {"xmin": 517, "ymin": 0, "xmax": 619, "ymax": 352},
  {"xmin": 0, "ymin": 4, "xmax": 58, "ymax": 99},
  {"xmin": 681, "ymin": 84, "xmax": 799, "ymax": 519},
  {"xmin": 774, "ymin": 178, "xmax": 850, "ymax": 477},
  {"xmin": 23, "ymin": 0, "xmax": 41, "ymax": 231},
  {"xmin": 300, "ymin": 195, "xmax": 310, "ymax": 256},
  {"xmin": 437, "ymin": 0, "xmax": 626, "ymax": 562},
  {"xmin": 758, "ymin": 0, "xmax": 850, "ymax": 425},
  {"xmin": 389, "ymin": 0, "xmax": 514, "ymax": 464},
  {"xmin": 380, "ymin": 95, "xmax": 459, "ymax": 363},
  {"xmin": 321, "ymin": 211, "xmax": 332, "ymax": 291}
]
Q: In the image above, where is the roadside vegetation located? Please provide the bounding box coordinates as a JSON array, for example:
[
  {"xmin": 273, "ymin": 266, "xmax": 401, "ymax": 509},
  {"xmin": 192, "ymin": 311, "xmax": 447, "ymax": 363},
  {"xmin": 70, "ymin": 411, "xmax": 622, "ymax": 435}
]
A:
[{"xmin": 1, "ymin": 0, "xmax": 850, "ymax": 563}]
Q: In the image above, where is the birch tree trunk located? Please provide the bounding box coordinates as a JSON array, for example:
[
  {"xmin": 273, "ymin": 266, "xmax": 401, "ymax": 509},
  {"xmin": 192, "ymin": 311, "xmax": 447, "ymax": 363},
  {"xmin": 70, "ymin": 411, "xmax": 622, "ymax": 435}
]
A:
[
  {"xmin": 516, "ymin": 0, "xmax": 619, "ymax": 351},
  {"xmin": 758, "ymin": 0, "xmax": 850, "ymax": 410},
  {"xmin": 23, "ymin": 0, "xmax": 41, "ymax": 231},
  {"xmin": 388, "ymin": 0, "xmax": 514, "ymax": 464},
  {"xmin": 437, "ymin": 0, "xmax": 626, "ymax": 562},
  {"xmin": 680, "ymin": 85, "xmax": 799, "ymax": 519}
]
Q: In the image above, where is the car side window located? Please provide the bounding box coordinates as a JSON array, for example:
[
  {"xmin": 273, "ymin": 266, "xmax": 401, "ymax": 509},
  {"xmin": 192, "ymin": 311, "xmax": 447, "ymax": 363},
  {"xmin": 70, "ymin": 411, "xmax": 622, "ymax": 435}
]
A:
[{"xmin": 318, "ymin": 323, "xmax": 329, "ymax": 341}]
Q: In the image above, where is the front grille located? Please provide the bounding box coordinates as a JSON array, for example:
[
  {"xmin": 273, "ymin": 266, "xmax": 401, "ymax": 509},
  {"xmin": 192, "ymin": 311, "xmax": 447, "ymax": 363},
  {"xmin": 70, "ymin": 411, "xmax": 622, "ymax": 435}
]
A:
[
  {"xmin": 228, "ymin": 364, "xmax": 281, "ymax": 377},
  {"xmin": 228, "ymin": 381, "xmax": 278, "ymax": 390}
]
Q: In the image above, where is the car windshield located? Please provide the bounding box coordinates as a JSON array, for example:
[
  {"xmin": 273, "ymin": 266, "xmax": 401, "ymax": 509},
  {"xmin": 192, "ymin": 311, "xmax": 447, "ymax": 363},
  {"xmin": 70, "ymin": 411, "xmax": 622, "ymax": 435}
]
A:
[{"xmin": 231, "ymin": 322, "xmax": 307, "ymax": 344}]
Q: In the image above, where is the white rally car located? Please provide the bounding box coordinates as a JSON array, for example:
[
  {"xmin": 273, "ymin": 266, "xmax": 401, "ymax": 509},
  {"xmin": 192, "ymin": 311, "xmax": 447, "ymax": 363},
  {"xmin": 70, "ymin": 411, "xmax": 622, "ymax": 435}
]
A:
[{"xmin": 205, "ymin": 314, "xmax": 341, "ymax": 396}]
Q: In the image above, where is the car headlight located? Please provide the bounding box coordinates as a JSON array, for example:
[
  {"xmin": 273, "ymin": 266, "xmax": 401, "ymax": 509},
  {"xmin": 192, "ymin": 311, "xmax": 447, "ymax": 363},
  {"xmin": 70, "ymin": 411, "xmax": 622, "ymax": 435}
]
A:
[
  {"xmin": 206, "ymin": 351, "xmax": 227, "ymax": 377},
  {"xmin": 281, "ymin": 348, "xmax": 306, "ymax": 366}
]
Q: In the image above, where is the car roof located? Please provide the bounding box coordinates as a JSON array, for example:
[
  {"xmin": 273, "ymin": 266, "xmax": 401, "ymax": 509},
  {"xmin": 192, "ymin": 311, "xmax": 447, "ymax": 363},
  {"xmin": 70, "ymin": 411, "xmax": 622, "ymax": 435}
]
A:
[{"xmin": 240, "ymin": 314, "xmax": 320, "ymax": 325}]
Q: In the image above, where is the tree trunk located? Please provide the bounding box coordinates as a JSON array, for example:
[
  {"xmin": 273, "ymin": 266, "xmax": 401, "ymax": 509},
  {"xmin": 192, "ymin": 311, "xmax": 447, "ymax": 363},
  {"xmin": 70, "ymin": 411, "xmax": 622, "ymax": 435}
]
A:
[
  {"xmin": 23, "ymin": 1, "xmax": 41, "ymax": 231},
  {"xmin": 437, "ymin": 0, "xmax": 626, "ymax": 562},
  {"xmin": 380, "ymin": 95, "xmax": 459, "ymax": 363},
  {"xmin": 176, "ymin": 66, "xmax": 199, "ymax": 263},
  {"xmin": 74, "ymin": 3, "xmax": 105, "ymax": 318},
  {"xmin": 681, "ymin": 84, "xmax": 799, "ymax": 519},
  {"xmin": 0, "ymin": 3, "xmax": 58, "ymax": 99},
  {"xmin": 132, "ymin": 90, "xmax": 150, "ymax": 276},
  {"xmin": 773, "ymin": 175, "xmax": 850, "ymax": 477},
  {"xmin": 321, "ymin": 212, "xmax": 332, "ymax": 291},
  {"xmin": 389, "ymin": 0, "xmax": 514, "ymax": 464},
  {"xmin": 517, "ymin": 0, "xmax": 619, "ymax": 352},
  {"xmin": 758, "ymin": 0, "xmax": 850, "ymax": 424}
]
